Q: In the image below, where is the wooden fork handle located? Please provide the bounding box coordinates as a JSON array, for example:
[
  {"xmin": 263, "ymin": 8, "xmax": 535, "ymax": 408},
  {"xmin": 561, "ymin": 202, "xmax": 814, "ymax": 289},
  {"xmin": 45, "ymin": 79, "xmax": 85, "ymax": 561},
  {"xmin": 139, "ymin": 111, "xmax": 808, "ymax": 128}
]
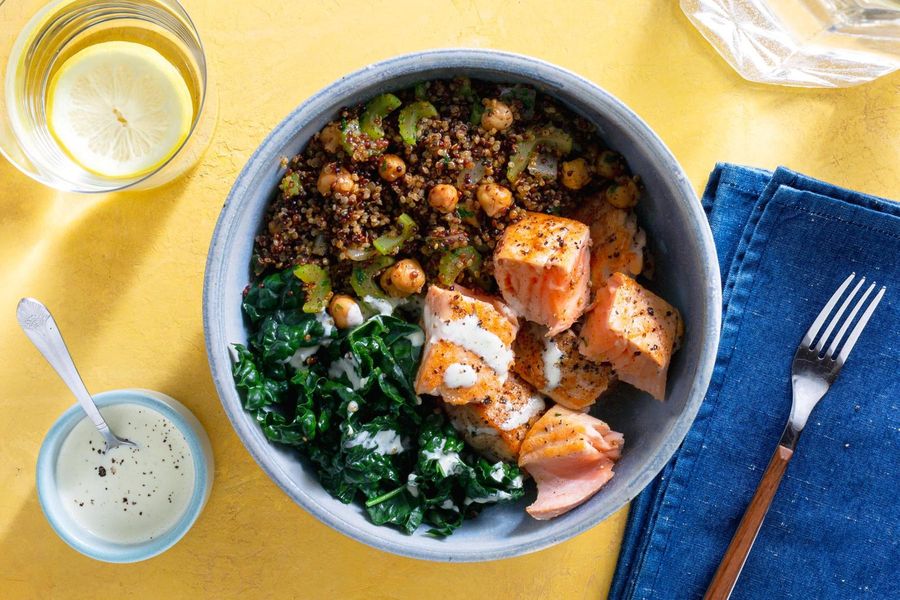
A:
[{"xmin": 703, "ymin": 444, "xmax": 794, "ymax": 600}]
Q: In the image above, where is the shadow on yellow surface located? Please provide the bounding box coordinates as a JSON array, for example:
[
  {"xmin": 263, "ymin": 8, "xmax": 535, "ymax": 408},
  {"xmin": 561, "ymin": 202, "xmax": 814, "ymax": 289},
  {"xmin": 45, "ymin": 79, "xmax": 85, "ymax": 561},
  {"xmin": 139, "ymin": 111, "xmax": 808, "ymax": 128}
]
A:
[{"xmin": 0, "ymin": 484, "xmax": 628, "ymax": 600}]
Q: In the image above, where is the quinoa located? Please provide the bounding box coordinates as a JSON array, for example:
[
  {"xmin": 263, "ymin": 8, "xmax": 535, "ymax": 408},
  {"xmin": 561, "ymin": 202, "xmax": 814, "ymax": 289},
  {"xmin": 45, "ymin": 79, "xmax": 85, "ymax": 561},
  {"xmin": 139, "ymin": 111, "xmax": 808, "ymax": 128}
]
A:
[{"xmin": 253, "ymin": 78, "xmax": 639, "ymax": 293}]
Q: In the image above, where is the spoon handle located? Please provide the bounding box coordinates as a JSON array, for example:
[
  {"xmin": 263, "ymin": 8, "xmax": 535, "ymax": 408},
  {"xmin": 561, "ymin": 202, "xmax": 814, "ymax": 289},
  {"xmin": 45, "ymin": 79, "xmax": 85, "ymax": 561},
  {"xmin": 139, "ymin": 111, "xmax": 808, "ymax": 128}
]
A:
[{"xmin": 16, "ymin": 298, "xmax": 113, "ymax": 437}]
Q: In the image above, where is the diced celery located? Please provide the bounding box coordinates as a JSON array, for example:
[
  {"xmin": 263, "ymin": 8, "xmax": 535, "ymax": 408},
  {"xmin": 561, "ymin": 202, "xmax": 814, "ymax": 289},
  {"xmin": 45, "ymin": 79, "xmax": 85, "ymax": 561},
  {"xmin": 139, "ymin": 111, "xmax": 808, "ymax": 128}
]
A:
[
  {"xmin": 360, "ymin": 93, "xmax": 401, "ymax": 140},
  {"xmin": 350, "ymin": 256, "xmax": 396, "ymax": 299},
  {"xmin": 507, "ymin": 126, "xmax": 573, "ymax": 183},
  {"xmin": 373, "ymin": 213, "xmax": 417, "ymax": 255},
  {"xmin": 437, "ymin": 246, "xmax": 482, "ymax": 287},
  {"xmin": 398, "ymin": 101, "xmax": 438, "ymax": 145},
  {"xmin": 293, "ymin": 264, "xmax": 332, "ymax": 313}
]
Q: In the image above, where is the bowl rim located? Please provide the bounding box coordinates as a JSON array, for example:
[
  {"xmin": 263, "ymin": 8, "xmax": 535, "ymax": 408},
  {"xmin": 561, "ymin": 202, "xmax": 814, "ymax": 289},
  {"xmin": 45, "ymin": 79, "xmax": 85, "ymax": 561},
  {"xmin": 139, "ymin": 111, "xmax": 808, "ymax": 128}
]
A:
[
  {"xmin": 36, "ymin": 388, "xmax": 214, "ymax": 563},
  {"xmin": 203, "ymin": 48, "xmax": 721, "ymax": 562}
]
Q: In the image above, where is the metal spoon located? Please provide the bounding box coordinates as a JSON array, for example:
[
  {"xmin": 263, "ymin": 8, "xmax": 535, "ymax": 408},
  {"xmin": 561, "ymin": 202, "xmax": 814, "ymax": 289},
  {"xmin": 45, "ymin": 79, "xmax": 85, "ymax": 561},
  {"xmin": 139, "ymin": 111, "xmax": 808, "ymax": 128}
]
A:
[{"xmin": 17, "ymin": 297, "xmax": 137, "ymax": 452}]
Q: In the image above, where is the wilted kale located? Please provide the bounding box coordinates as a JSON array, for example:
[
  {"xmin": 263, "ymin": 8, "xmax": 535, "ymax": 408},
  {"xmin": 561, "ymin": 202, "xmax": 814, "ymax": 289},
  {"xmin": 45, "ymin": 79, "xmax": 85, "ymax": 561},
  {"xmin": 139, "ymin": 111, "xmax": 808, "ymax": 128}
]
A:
[{"xmin": 232, "ymin": 267, "xmax": 525, "ymax": 536}]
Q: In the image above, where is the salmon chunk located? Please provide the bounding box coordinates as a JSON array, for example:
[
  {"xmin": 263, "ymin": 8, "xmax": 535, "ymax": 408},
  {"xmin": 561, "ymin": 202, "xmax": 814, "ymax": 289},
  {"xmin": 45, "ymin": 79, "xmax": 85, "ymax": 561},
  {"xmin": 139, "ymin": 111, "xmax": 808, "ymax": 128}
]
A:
[
  {"xmin": 518, "ymin": 405, "xmax": 623, "ymax": 520},
  {"xmin": 493, "ymin": 212, "xmax": 591, "ymax": 336},
  {"xmin": 513, "ymin": 322, "xmax": 615, "ymax": 411},
  {"xmin": 579, "ymin": 272, "xmax": 682, "ymax": 400},
  {"xmin": 444, "ymin": 374, "xmax": 546, "ymax": 462},
  {"xmin": 414, "ymin": 285, "xmax": 519, "ymax": 405},
  {"xmin": 569, "ymin": 194, "xmax": 645, "ymax": 289}
]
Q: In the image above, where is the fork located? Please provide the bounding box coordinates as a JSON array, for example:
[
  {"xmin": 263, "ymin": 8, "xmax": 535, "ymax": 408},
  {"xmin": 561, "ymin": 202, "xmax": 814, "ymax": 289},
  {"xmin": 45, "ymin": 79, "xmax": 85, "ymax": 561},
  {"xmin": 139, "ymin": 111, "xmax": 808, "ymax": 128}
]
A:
[{"xmin": 704, "ymin": 273, "xmax": 887, "ymax": 600}]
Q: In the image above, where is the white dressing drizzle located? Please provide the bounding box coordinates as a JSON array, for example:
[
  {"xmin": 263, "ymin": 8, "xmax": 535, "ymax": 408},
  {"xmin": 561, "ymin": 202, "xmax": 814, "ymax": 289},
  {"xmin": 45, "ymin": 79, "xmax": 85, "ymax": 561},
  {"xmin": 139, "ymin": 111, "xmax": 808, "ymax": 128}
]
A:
[
  {"xmin": 423, "ymin": 442, "xmax": 464, "ymax": 476},
  {"xmin": 362, "ymin": 295, "xmax": 404, "ymax": 316},
  {"xmin": 405, "ymin": 330, "xmax": 425, "ymax": 347},
  {"xmin": 328, "ymin": 353, "xmax": 368, "ymax": 391},
  {"xmin": 541, "ymin": 337, "xmax": 564, "ymax": 392},
  {"xmin": 345, "ymin": 303, "xmax": 364, "ymax": 328},
  {"xmin": 443, "ymin": 363, "xmax": 478, "ymax": 389},
  {"xmin": 343, "ymin": 429, "xmax": 405, "ymax": 455},
  {"xmin": 499, "ymin": 393, "xmax": 546, "ymax": 431},
  {"xmin": 425, "ymin": 313, "xmax": 513, "ymax": 382}
]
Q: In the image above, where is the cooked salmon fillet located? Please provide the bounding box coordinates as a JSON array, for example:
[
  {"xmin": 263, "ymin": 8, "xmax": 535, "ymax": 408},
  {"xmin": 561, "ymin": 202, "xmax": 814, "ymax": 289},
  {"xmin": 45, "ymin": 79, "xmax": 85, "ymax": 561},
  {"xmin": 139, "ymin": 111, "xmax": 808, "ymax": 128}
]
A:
[
  {"xmin": 444, "ymin": 374, "xmax": 546, "ymax": 462},
  {"xmin": 518, "ymin": 405, "xmax": 623, "ymax": 520},
  {"xmin": 513, "ymin": 322, "xmax": 615, "ymax": 411},
  {"xmin": 569, "ymin": 194, "xmax": 645, "ymax": 289},
  {"xmin": 414, "ymin": 285, "xmax": 519, "ymax": 405},
  {"xmin": 579, "ymin": 272, "xmax": 682, "ymax": 400},
  {"xmin": 493, "ymin": 212, "xmax": 591, "ymax": 336}
]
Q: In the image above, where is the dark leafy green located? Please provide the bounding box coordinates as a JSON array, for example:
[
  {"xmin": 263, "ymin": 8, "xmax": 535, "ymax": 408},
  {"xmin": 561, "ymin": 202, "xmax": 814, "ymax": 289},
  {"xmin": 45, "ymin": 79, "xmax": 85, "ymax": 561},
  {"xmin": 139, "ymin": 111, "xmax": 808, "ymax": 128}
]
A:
[
  {"xmin": 233, "ymin": 267, "xmax": 526, "ymax": 536},
  {"xmin": 242, "ymin": 268, "xmax": 305, "ymax": 322}
]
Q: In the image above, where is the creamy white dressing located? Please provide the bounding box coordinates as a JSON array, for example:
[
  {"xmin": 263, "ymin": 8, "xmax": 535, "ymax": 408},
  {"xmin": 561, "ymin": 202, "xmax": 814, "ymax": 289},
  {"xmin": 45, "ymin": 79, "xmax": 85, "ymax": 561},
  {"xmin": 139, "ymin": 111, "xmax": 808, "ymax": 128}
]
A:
[
  {"xmin": 55, "ymin": 404, "xmax": 195, "ymax": 544},
  {"xmin": 406, "ymin": 473, "xmax": 419, "ymax": 497},
  {"xmin": 328, "ymin": 353, "xmax": 368, "ymax": 391},
  {"xmin": 423, "ymin": 443, "xmax": 464, "ymax": 476},
  {"xmin": 468, "ymin": 489, "xmax": 514, "ymax": 503},
  {"xmin": 541, "ymin": 337, "xmax": 564, "ymax": 392},
  {"xmin": 316, "ymin": 310, "xmax": 336, "ymax": 337},
  {"xmin": 463, "ymin": 488, "xmax": 515, "ymax": 505},
  {"xmin": 362, "ymin": 295, "xmax": 403, "ymax": 316},
  {"xmin": 344, "ymin": 303, "xmax": 364, "ymax": 328},
  {"xmin": 405, "ymin": 330, "xmax": 425, "ymax": 347},
  {"xmin": 344, "ymin": 429, "xmax": 405, "ymax": 455},
  {"xmin": 284, "ymin": 311, "xmax": 336, "ymax": 369},
  {"xmin": 489, "ymin": 462, "xmax": 506, "ymax": 483},
  {"xmin": 287, "ymin": 345, "xmax": 319, "ymax": 370},
  {"xmin": 500, "ymin": 393, "xmax": 546, "ymax": 431},
  {"xmin": 442, "ymin": 363, "xmax": 478, "ymax": 389},
  {"xmin": 439, "ymin": 499, "xmax": 459, "ymax": 511},
  {"xmin": 425, "ymin": 312, "xmax": 513, "ymax": 382}
]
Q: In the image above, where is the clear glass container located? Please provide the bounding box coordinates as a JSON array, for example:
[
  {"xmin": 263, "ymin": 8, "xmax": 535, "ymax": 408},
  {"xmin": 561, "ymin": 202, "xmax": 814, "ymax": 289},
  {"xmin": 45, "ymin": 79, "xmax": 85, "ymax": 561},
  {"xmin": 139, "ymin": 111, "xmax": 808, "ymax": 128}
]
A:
[
  {"xmin": 681, "ymin": 0, "xmax": 900, "ymax": 87},
  {"xmin": 0, "ymin": 0, "xmax": 216, "ymax": 192}
]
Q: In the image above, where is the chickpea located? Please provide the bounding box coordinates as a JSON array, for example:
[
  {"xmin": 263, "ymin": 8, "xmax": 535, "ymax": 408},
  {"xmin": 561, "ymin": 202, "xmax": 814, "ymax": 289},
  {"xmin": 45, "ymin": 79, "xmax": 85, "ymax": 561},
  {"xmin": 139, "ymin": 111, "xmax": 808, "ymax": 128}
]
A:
[
  {"xmin": 328, "ymin": 294, "xmax": 363, "ymax": 329},
  {"xmin": 317, "ymin": 163, "xmax": 354, "ymax": 196},
  {"xmin": 380, "ymin": 259, "xmax": 426, "ymax": 297},
  {"xmin": 428, "ymin": 184, "xmax": 459, "ymax": 213},
  {"xmin": 379, "ymin": 270, "xmax": 401, "ymax": 297},
  {"xmin": 319, "ymin": 123, "xmax": 342, "ymax": 154},
  {"xmin": 605, "ymin": 176, "xmax": 640, "ymax": 209},
  {"xmin": 476, "ymin": 183, "xmax": 513, "ymax": 217},
  {"xmin": 480, "ymin": 99, "xmax": 514, "ymax": 131},
  {"xmin": 561, "ymin": 158, "xmax": 592, "ymax": 190},
  {"xmin": 595, "ymin": 150, "xmax": 625, "ymax": 179},
  {"xmin": 379, "ymin": 154, "xmax": 406, "ymax": 183}
]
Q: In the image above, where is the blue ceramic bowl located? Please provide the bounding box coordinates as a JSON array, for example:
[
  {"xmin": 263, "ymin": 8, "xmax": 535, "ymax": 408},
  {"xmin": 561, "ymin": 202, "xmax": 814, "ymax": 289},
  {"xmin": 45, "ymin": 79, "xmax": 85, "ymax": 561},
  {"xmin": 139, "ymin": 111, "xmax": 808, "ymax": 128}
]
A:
[
  {"xmin": 204, "ymin": 49, "xmax": 721, "ymax": 561},
  {"xmin": 36, "ymin": 389, "xmax": 214, "ymax": 563}
]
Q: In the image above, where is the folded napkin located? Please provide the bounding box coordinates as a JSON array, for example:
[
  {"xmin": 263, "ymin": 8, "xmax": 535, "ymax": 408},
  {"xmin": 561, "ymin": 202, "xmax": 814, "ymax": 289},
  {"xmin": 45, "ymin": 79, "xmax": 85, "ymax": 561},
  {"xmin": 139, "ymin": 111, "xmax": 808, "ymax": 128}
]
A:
[{"xmin": 610, "ymin": 165, "xmax": 900, "ymax": 599}]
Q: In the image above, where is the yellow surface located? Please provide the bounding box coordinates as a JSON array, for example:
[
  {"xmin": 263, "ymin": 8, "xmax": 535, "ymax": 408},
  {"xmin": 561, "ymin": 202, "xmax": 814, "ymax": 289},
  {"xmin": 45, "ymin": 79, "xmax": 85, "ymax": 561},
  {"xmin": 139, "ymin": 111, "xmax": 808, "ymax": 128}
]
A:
[{"xmin": 1, "ymin": 1, "xmax": 898, "ymax": 599}]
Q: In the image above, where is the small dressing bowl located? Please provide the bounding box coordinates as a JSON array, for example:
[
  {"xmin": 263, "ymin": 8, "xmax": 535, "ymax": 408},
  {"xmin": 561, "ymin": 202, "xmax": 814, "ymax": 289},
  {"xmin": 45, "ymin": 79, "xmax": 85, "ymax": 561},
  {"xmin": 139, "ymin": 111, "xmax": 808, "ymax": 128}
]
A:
[{"xmin": 36, "ymin": 388, "xmax": 213, "ymax": 563}]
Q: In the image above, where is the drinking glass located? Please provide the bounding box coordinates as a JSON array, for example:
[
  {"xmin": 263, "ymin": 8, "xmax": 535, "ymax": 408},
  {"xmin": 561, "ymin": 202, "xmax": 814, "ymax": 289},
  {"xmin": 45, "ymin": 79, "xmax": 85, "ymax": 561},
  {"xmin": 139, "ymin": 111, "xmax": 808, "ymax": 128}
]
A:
[
  {"xmin": 0, "ymin": 0, "xmax": 216, "ymax": 192},
  {"xmin": 682, "ymin": 0, "xmax": 900, "ymax": 87}
]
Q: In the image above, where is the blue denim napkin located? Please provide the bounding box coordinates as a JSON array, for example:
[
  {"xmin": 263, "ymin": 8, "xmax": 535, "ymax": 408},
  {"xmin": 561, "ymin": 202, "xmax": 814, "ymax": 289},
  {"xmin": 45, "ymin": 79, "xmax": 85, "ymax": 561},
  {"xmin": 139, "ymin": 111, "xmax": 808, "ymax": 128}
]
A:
[{"xmin": 609, "ymin": 165, "xmax": 900, "ymax": 600}]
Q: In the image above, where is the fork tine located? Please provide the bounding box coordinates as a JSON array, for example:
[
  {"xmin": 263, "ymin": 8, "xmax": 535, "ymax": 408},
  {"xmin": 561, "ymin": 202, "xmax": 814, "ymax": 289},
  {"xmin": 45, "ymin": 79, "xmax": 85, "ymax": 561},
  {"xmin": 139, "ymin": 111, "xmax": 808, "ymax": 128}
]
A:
[
  {"xmin": 802, "ymin": 273, "xmax": 855, "ymax": 348},
  {"xmin": 815, "ymin": 276, "xmax": 865, "ymax": 352},
  {"xmin": 826, "ymin": 282, "xmax": 874, "ymax": 357},
  {"xmin": 835, "ymin": 286, "xmax": 886, "ymax": 365}
]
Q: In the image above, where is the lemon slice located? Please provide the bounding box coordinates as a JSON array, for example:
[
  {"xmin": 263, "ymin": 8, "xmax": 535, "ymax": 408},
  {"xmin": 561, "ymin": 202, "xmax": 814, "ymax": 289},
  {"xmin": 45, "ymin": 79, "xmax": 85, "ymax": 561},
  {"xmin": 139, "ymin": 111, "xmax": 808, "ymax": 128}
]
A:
[{"xmin": 47, "ymin": 41, "xmax": 193, "ymax": 179}]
